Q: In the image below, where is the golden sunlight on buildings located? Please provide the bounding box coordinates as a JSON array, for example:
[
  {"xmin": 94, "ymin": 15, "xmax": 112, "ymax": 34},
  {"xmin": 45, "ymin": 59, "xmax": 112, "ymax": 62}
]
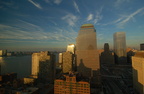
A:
[
  {"xmin": 54, "ymin": 73, "xmax": 90, "ymax": 94},
  {"xmin": 132, "ymin": 51, "xmax": 144, "ymax": 94}
]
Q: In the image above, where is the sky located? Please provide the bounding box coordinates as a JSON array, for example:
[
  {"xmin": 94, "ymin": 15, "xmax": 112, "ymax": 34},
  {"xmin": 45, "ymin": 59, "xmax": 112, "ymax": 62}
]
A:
[{"xmin": 0, "ymin": 0, "xmax": 144, "ymax": 51}]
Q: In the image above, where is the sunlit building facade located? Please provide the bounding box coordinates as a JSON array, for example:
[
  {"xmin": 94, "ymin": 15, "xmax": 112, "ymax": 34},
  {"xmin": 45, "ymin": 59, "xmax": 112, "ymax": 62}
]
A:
[
  {"xmin": 132, "ymin": 51, "xmax": 144, "ymax": 94},
  {"xmin": 67, "ymin": 44, "xmax": 75, "ymax": 54},
  {"xmin": 0, "ymin": 50, "xmax": 2, "ymax": 57},
  {"xmin": 54, "ymin": 74, "xmax": 90, "ymax": 94},
  {"xmin": 0, "ymin": 50, "xmax": 7, "ymax": 57},
  {"xmin": 113, "ymin": 32, "xmax": 127, "ymax": 64},
  {"xmin": 31, "ymin": 51, "xmax": 55, "ymax": 82},
  {"xmin": 58, "ymin": 53, "xmax": 63, "ymax": 64},
  {"xmin": 31, "ymin": 53, "xmax": 40, "ymax": 77},
  {"xmin": 62, "ymin": 52, "xmax": 74, "ymax": 73},
  {"xmin": 76, "ymin": 24, "xmax": 100, "ymax": 84}
]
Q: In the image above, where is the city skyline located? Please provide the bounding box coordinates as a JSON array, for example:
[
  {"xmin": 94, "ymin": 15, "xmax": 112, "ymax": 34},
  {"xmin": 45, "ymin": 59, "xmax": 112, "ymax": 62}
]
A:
[{"xmin": 0, "ymin": 0, "xmax": 144, "ymax": 51}]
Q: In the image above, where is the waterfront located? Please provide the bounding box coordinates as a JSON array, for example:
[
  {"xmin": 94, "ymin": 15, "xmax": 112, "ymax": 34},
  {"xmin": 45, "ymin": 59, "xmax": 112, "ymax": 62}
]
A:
[{"xmin": 0, "ymin": 55, "xmax": 31, "ymax": 78}]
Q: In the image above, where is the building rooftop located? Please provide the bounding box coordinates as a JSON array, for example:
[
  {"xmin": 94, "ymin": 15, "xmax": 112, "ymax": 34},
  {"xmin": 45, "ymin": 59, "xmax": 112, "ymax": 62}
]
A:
[
  {"xmin": 81, "ymin": 24, "xmax": 94, "ymax": 27},
  {"xmin": 55, "ymin": 72, "xmax": 90, "ymax": 82},
  {"xmin": 134, "ymin": 51, "xmax": 144, "ymax": 58}
]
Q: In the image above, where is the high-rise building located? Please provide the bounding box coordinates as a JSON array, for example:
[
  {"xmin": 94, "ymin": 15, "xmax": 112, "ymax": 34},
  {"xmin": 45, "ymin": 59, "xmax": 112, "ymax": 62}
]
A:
[
  {"xmin": 31, "ymin": 51, "xmax": 55, "ymax": 83},
  {"xmin": 113, "ymin": 32, "xmax": 127, "ymax": 64},
  {"xmin": 2, "ymin": 50, "xmax": 7, "ymax": 56},
  {"xmin": 0, "ymin": 50, "xmax": 2, "ymax": 57},
  {"xmin": 66, "ymin": 44, "xmax": 75, "ymax": 54},
  {"xmin": 76, "ymin": 24, "xmax": 100, "ymax": 79},
  {"xmin": 132, "ymin": 51, "xmax": 144, "ymax": 94},
  {"xmin": 62, "ymin": 44, "xmax": 76, "ymax": 73},
  {"xmin": 58, "ymin": 53, "xmax": 63, "ymax": 64},
  {"xmin": 31, "ymin": 53, "xmax": 40, "ymax": 77},
  {"xmin": 100, "ymin": 43, "xmax": 114, "ymax": 64},
  {"xmin": 54, "ymin": 72, "xmax": 90, "ymax": 94},
  {"xmin": 58, "ymin": 53, "xmax": 63, "ymax": 68},
  {"xmin": 0, "ymin": 50, "xmax": 7, "ymax": 57},
  {"xmin": 140, "ymin": 43, "xmax": 144, "ymax": 50},
  {"xmin": 62, "ymin": 52, "xmax": 74, "ymax": 73}
]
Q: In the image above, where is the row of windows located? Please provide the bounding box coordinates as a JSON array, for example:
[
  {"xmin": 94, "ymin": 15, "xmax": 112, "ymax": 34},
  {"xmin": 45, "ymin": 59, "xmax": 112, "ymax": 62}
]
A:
[
  {"xmin": 54, "ymin": 90, "xmax": 90, "ymax": 93},
  {"xmin": 55, "ymin": 88, "xmax": 90, "ymax": 92},
  {"xmin": 55, "ymin": 87, "xmax": 90, "ymax": 90},
  {"xmin": 55, "ymin": 85, "xmax": 90, "ymax": 89},
  {"xmin": 55, "ymin": 81, "xmax": 89, "ymax": 86}
]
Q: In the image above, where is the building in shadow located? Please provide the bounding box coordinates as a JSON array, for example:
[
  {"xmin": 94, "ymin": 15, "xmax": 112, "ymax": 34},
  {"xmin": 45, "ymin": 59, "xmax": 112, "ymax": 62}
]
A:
[
  {"xmin": 100, "ymin": 43, "xmax": 114, "ymax": 65},
  {"xmin": 126, "ymin": 48, "xmax": 136, "ymax": 63},
  {"xmin": 140, "ymin": 43, "xmax": 144, "ymax": 50},
  {"xmin": 132, "ymin": 51, "xmax": 144, "ymax": 94},
  {"xmin": 76, "ymin": 24, "xmax": 100, "ymax": 85}
]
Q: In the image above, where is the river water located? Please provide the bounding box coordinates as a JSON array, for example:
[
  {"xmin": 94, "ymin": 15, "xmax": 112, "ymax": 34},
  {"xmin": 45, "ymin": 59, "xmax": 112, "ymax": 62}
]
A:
[{"xmin": 0, "ymin": 55, "xmax": 31, "ymax": 78}]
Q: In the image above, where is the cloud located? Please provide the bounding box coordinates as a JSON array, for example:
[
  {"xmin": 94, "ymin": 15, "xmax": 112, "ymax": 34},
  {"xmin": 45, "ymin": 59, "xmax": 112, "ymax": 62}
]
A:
[
  {"xmin": 97, "ymin": 34, "xmax": 103, "ymax": 40},
  {"xmin": 73, "ymin": 1, "xmax": 80, "ymax": 13},
  {"xmin": 94, "ymin": 7, "xmax": 144, "ymax": 27},
  {"xmin": 0, "ymin": 1, "xmax": 18, "ymax": 9},
  {"xmin": 115, "ymin": 0, "xmax": 130, "ymax": 7},
  {"xmin": 44, "ymin": 0, "xmax": 50, "ymax": 3},
  {"xmin": 54, "ymin": 0, "xmax": 62, "ymax": 5},
  {"xmin": 28, "ymin": 0, "xmax": 42, "ymax": 9},
  {"xmin": 0, "ymin": 20, "xmax": 77, "ymax": 44},
  {"xmin": 62, "ymin": 14, "xmax": 79, "ymax": 26},
  {"xmin": 117, "ymin": 7, "xmax": 144, "ymax": 28},
  {"xmin": 44, "ymin": 0, "xmax": 62, "ymax": 5},
  {"xmin": 0, "ymin": 24, "xmax": 46, "ymax": 40},
  {"xmin": 94, "ymin": 7, "xmax": 103, "ymax": 24},
  {"xmin": 87, "ymin": 14, "xmax": 93, "ymax": 21},
  {"xmin": 99, "ymin": 17, "xmax": 124, "ymax": 26}
]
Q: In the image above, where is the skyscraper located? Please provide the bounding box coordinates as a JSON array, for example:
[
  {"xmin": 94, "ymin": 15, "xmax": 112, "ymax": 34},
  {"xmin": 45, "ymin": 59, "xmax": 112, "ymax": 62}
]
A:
[
  {"xmin": 76, "ymin": 24, "xmax": 100, "ymax": 78},
  {"xmin": 62, "ymin": 44, "xmax": 75, "ymax": 73},
  {"xmin": 58, "ymin": 53, "xmax": 63, "ymax": 64},
  {"xmin": 31, "ymin": 51, "xmax": 55, "ymax": 83},
  {"xmin": 100, "ymin": 43, "xmax": 114, "ymax": 64},
  {"xmin": 62, "ymin": 52, "xmax": 74, "ymax": 73},
  {"xmin": 113, "ymin": 32, "xmax": 127, "ymax": 64},
  {"xmin": 66, "ymin": 44, "xmax": 75, "ymax": 54},
  {"xmin": 32, "ymin": 53, "xmax": 40, "ymax": 78},
  {"xmin": 0, "ymin": 50, "xmax": 2, "ymax": 57}
]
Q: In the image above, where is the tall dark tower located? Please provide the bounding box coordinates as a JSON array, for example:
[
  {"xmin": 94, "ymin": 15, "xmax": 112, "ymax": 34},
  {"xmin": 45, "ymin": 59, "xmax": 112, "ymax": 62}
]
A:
[
  {"xmin": 76, "ymin": 24, "xmax": 100, "ymax": 80},
  {"xmin": 100, "ymin": 43, "xmax": 114, "ymax": 64},
  {"xmin": 104, "ymin": 43, "xmax": 109, "ymax": 52}
]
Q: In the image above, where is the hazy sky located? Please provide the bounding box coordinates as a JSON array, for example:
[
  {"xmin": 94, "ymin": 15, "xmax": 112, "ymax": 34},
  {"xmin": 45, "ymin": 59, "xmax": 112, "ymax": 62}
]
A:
[{"xmin": 0, "ymin": 0, "xmax": 144, "ymax": 51}]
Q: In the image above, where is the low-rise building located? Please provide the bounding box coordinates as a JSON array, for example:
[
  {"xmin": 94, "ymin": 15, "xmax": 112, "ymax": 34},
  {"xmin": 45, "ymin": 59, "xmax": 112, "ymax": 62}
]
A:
[{"xmin": 54, "ymin": 72, "xmax": 90, "ymax": 94}]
